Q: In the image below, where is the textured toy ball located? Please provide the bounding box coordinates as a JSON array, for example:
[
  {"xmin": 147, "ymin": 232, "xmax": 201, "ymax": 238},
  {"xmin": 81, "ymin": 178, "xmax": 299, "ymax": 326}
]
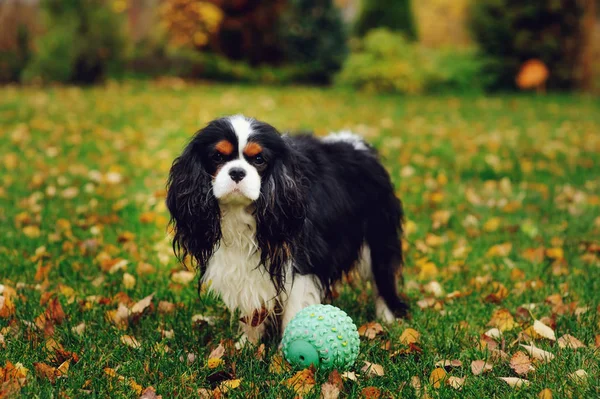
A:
[{"xmin": 281, "ymin": 304, "xmax": 360, "ymax": 371}]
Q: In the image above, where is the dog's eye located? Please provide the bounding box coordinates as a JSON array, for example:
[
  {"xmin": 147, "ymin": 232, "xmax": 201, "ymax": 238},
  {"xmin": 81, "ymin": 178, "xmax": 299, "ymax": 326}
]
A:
[
  {"xmin": 212, "ymin": 152, "xmax": 224, "ymax": 162},
  {"xmin": 253, "ymin": 154, "xmax": 265, "ymax": 165}
]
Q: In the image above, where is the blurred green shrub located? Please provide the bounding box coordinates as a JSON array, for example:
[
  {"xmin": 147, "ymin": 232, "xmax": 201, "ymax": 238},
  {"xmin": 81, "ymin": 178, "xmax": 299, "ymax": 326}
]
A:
[
  {"xmin": 23, "ymin": 0, "xmax": 125, "ymax": 84},
  {"xmin": 278, "ymin": 0, "xmax": 348, "ymax": 83},
  {"xmin": 469, "ymin": 0, "xmax": 584, "ymax": 90},
  {"xmin": 355, "ymin": 0, "xmax": 417, "ymax": 40},
  {"xmin": 336, "ymin": 29, "xmax": 483, "ymax": 94}
]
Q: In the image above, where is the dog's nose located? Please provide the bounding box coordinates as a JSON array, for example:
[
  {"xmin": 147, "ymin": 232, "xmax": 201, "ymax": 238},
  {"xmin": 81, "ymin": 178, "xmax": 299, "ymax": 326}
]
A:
[{"xmin": 229, "ymin": 167, "xmax": 246, "ymax": 183}]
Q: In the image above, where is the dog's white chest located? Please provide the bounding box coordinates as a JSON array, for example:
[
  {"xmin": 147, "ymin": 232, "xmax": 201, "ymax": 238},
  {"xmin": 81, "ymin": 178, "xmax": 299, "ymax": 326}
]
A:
[{"xmin": 202, "ymin": 206, "xmax": 278, "ymax": 317}]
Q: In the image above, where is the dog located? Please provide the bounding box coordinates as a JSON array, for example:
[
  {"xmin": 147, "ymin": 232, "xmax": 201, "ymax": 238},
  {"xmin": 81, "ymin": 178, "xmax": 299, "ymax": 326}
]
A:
[{"xmin": 166, "ymin": 115, "xmax": 408, "ymax": 345}]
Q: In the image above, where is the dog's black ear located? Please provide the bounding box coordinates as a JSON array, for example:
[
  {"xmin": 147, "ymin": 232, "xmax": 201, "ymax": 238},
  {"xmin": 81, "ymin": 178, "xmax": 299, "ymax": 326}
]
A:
[
  {"xmin": 254, "ymin": 144, "xmax": 306, "ymax": 294},
  {"xmin": 166, "ymin": 140, "xmax": 221, "ymax": 272}
]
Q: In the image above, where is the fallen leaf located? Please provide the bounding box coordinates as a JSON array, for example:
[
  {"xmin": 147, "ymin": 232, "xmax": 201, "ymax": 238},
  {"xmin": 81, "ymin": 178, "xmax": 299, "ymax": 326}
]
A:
[
  {"xmin": 358, "ymin": 322, "xmax": 384, "ymax": 340},
  {"xmin": 139, "ymin": 386, "xmax": 162, "ymax": 399},
  {"xmin": 34, "ymin": 362, "xmax": 58, "ymax": 384},
  {"xmin": 0, "ymin": 295, "xmax": 16, "ymax": 318},
  {"xmin": 520, "ymin": 344, "xmax": 554, "ymax": 363},
  {"xmin": 123, "ymin": 273, "xmax": 136, "ymax": 289},
  {"xmin": 361, "ymin": 361, "xmax": 384, "ymax": 377},
  {"xmin": 131, "ymin": 294, "xmax": 154, "ymax": 314},
  {"xmin": 327, "ymin": 370, "xmax": 343, "ymax": 391},
  {"xmin": 532, "ymin": 320, "xmax": 556, "ymax": 341},
  {"xmin": 435, "ymin": 359, "xmax": 462, "ymax": 369},
  {"xmin": 557, "ymin": 334, "xmax": 585, "ymax": 349},
  {"xmin": 217, "ymin": 379, "xmax": 241, "ymax": 394},
  {"xmin": 158, "ymin": 301, "xmax": 176, "ymax": 315},
  {"xmin": 538, "ymin": 388, "xmax": 553, "ymax": 399},
  {"xmin": 568, "ymin": 369, "xmax": 588, "ymax": 382},
  {"xmin": 269, "ymin": 354, "xmax": 291, "ymax": 374},
  {"xmin": 446, "ymin": 376, "xmax": 466, "ymax": 390},
  {"xmin": 207, "ymin": 358, "xmax": 224, "ymax": 369},
  {"xmin": 360, "ymin": 386, "xmax": 381, "ymax": 399},
  {"xmin": 197, "ymin": 388, "xmax": 212, "ymax": 399},
  {"xmin": 487, "ymin": 309, "xmax": 518, "ymax": 331},
  {"xmin": 423, "ymin": 281, "xmax": 444, "ymax": 297},
  {"xmin": 399, "ymin": 328, "xmax": 420, "ymax": 345},
  {"xmin": 484, "ymin": 328, "xmax": 502, "ymax": 340},
  {"xmin": 471, "ymin": 360, "xmax": 493, "ymax": 376},
  {"xmin": 171, "ymin": 270, "xmax": 195, "ymax": 285},
  {"xmin": 208, "ymin": 343, "xmax": 225, "ymax": 360},
  {"xmin": 285, "ymin": 368, "xmax": 315, "ymax": 395},
  {"xmin": 121, "ymin": 335, "xmax": 141, "ymax": 349},
  {"xmin": 510, "ymin": 351, "xmax": 534, "ymax": 376},
  {"xmin": 499, "ymin": 377, "xmax": 530, "ymax": 388},
  {"xmin": 341, "ymin": 371, "xmax": 357, "ymax": 381},
  {"xmin": 429, "ymin": 367, "xmax": 446, "ymax": 388},
  {"xmin": 320, "ymin": 382, "xmax": 340, "ymax": 399}
]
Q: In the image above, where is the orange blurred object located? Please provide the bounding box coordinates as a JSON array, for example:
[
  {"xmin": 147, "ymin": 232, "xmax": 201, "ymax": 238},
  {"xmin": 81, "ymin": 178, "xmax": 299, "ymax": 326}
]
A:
[{"xmin": 516, "ymin": 59, "xmax": 549, "ymax": 93}]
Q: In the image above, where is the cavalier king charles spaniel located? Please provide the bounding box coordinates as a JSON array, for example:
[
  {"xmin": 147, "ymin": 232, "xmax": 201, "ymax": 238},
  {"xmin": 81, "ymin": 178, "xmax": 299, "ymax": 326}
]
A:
[{"xmin": 167, "ymin": 115, "xmax": 408, "ymax": 345}]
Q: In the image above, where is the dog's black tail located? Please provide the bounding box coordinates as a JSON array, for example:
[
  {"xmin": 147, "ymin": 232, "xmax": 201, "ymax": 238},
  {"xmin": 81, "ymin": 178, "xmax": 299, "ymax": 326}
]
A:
[{"xmin": 365, "ymin": 175, "xmax": 409, "ymax": 319}]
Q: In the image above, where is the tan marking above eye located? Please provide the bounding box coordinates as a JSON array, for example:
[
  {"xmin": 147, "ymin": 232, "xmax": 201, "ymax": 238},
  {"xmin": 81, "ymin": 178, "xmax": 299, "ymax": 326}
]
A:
[
  {"xmin": 243, "ymin": 142, "xmax": 263, "ymax": 157},
  {"xmin": 215, "ymin": 140, "xmax": 233, "ymax": 155}
]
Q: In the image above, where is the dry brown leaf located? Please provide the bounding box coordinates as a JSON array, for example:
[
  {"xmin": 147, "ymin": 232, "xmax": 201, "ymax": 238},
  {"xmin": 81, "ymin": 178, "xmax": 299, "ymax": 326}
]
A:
[
  {"xmin": 471, "ymin": 360, "xmax": 493, "ymax": 376},
  {"xmin": 34, "ymin": 362, "xmax": 58, "ymax": 384},
  {"xmin": 446, "ymin": 376, "xmax": 466, "ymax": 390},
  {"xmin": 0, "ymin": 295, "xmax": 16, "ymax": 318},
  {"xmin": 499, "ymin": 377, "xmax": 530, "ymax": 388},
  {"xmin": 358, "ymin": 322, "xmax": 384, "ymax": 340},
  {"xmin": 520, "ymin": 344, "xmax": 554, "ymax": 363},
  {"xmin": 121, "ymin": 335, "xmax": 141, "ymax": 349},
  {"xmin": 197, "ymin": 388, "xmax": 212, "ymax": 399},
  {"xmin": 208, "ymin": 343, "xmax": 225, "ymax": 360},
  {"xmin": 557, "ymin": 334, "xmax": 585, "ymax": 349},
  {"xmin": 360, "ymin": 386, "xmax": 381, "ymax": 399},
  {"xmin": 487, "ymin": 309, "xmax": 518, "ymax": 332},
  {"xmin": 327, "ymin": 370, "xmax": 344, "ymax": 391},
  {"xmin": 484, "ymin": 282, "xmax": 509, "ymax": 303},
  {"xmin": 399, "ymin": 328, "xmax": 420, "ymax": 345},
  {"xmin": 595, "ymin": 335, "xmax": 600, "ymax": 348},
  {"xmin": 429, "ymin": 367, "xmax": 446, "ymax": 388},
  {"xmin": 285, "ymin": 368, "xmax": 315, "ymax": 395},
  {"xmin": 532, "ymin": 320, "xmax": 556, "ymax": 341},
  {"xmin": 255, "ymin": 343, "xmax": 266, "ymax": 360},
  {"xmin": 361, "ymin": 361, "xmax": 384, "ymax": 377},
  {"xmin": 510, "ymin": 351, "xmax": 534, "ymax": 376},
  {"xmin": 320, "ymin": 382, "xmax": 340, "ymax": 399},
  {"xmin": 538, "ymin": 388, "xmax": 553, "ymax": 399},
  {"xmin": 157, "ymin": 301, "xmax": 176, "ymax": 315},
  {"xmin": 139, "ymin": 386, "xmax": 162, "ymax": 399},
  {"xmin": 131, "ymin": 294, "xmax": 154, "ymax": 314}
]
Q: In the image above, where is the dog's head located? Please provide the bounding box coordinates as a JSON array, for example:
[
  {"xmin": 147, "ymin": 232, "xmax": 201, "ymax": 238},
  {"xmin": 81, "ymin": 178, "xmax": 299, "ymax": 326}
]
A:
[{"xmin": 166, "ymin": 115, "xmax": 305, "ymax": 282}]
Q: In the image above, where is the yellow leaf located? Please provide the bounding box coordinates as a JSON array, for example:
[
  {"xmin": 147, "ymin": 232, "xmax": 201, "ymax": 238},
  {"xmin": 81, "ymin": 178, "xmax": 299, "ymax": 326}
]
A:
[
  {"xmin": 123, "ymin": 273, "xmax": 136, "ymax": 289},
  {"xmin": 532, "ymin": 320, "xmax": 556, "ymax": 341},
  {"xmin": 539, "ymin": 388, "xmax": 553, "ymax": 399},
  {"xmin": 545, "ymin": 248, "xmax": 564, "ymax": 260},
  {"xmin": 207, "ymin": 358, "xmax": 224, "ymax": 369},
  {"xmin": 487, "ymin": 309, "xmax": 518, "ymax": 332},
  {"xmin": 483, "ymin": 217, "xmax": 501, "ymax": 232},
  {"xmin": 121, "ymin": 335, "xmax": 141, "ymax": 349},
  {"xmin": 486, "ymin": 242, "xmax": 512, "ymax": 258},
  {"xmin": 399, "ymin": 328, "xmax": 420, "ymax": 345},
  {"xmin": 429, "ymin": 368, "xmax": 446, "ymax": 388},
  {"xmin": 285, "ymin": 368, "xmax": 315, "ymax": 395}
]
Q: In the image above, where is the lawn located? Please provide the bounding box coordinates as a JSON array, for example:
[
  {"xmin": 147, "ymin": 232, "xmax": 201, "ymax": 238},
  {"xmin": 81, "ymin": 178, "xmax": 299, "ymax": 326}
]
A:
[{"xmin": 1, "ymin": 81, "xmax": 599, "ymax": 398}]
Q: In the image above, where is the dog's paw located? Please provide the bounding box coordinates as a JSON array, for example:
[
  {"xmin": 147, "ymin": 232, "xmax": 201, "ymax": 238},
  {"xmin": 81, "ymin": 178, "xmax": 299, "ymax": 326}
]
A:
[{"xmin": 375, "ymin": 297, "xmax": 396, "ymax": 324}]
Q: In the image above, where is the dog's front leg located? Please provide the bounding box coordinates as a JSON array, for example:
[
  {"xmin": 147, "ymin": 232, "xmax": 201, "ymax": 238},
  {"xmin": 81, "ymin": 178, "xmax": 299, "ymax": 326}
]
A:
[{"xmin": 281, "ymin": 275, "xmax": 322, "ymax": 333}]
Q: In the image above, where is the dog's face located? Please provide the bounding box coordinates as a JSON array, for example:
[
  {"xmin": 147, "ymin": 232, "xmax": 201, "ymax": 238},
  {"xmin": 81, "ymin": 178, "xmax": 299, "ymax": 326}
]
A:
[
  {"xmin": 166, "ymin": 115, "xmax": 304, "ymax": 278},
  {"xmin": 198, "ymin": 115, "xmax": 281, "ymax": 205}
]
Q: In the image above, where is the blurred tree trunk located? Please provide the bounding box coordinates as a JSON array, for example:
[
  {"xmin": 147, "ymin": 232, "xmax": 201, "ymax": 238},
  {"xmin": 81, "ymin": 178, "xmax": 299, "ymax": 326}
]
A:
[{"xmin": 579, "ymin": 0, "xmax": 596, "ymax": 91}]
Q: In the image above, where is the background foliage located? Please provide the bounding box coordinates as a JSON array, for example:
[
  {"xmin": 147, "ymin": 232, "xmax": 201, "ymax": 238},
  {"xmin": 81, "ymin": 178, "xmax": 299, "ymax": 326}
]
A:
[
  {"xmin": 336, "ymin": 29, "xmax": 483, "ymax": 94},
  {"xmin": 470, "ymin": 0, "xmax": 585, "ymax": 90},
  {"xmin": 354, "ymin": 0, "xmax": 417, "ymax": 40}
]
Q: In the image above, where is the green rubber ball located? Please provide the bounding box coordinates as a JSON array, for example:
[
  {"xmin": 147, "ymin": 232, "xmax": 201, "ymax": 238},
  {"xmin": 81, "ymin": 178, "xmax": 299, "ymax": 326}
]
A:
[{"xmin": 281, "ymin": 304, "xmax": 360, "ymax": 371}]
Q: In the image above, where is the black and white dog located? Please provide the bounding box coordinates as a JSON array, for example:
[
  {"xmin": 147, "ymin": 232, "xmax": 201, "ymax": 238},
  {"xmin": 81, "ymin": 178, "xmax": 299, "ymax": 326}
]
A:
[{"xmin": 166, "ymin": 115, "xmax": 408, "ymax": 345}]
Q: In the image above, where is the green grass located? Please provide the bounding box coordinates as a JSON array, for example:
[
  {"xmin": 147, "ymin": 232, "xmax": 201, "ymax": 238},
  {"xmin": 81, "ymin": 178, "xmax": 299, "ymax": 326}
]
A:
[{"xmin": 1, "ymin": 82, "xmax": 599, "ymax": 398}]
